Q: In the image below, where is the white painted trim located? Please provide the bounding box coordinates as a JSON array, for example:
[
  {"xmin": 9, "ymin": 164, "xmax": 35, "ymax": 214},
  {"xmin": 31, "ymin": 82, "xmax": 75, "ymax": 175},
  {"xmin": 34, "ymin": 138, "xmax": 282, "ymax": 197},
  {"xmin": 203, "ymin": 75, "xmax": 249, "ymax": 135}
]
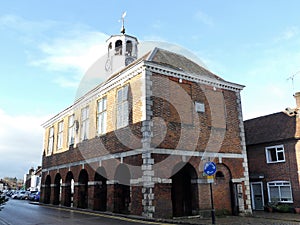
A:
[
  {"xmin": 42, "ymin": 148, "xmax": 245, "ymax": 173},
  {"xmin": 144, "ymin": 61, "xmax": 244, "ymax": 91}
]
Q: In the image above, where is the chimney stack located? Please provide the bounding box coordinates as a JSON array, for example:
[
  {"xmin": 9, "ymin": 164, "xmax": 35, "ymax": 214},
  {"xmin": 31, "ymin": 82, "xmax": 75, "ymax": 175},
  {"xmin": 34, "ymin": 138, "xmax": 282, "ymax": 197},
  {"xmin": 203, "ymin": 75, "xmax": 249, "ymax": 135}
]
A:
[{"xmin": 294, "ymin": 92, "xmax": 300, "ymax": 108}]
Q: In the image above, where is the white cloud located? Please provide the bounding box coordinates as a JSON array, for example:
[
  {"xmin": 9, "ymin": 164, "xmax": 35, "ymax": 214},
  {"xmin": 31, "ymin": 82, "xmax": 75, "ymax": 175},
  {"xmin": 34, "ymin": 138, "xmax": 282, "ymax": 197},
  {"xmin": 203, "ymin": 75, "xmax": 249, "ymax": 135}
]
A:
[
  {"xmin": 0, "ymin": 14, "xmax": 57, "ymax": 33},
  {"xmin": 194, "ymin": 10, "xmax": 214, "ymax": 26},
  {"xmin": 30, "ymin": 31, "xmax": 108, "ymax": 88},
  {"xmin": 0, "ymin": 109, "xmax": 47, "ymax": 179},
  {"xmin": 32, "ymin": 32, "xmax": 108, "ymax": 72},
  {"xmin": 274, "ymin": 26, "xmax": 299, "ymax": 42},
  {"xmin": 1, "ymin": 14, "xmax": 109, "ymax": 89}
]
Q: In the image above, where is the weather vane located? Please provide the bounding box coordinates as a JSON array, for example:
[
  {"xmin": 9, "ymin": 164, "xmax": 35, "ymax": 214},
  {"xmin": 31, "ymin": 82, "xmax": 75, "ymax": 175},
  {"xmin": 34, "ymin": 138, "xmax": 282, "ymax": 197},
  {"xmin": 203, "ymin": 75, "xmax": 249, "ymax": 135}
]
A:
[
  {"xmin": 287, "ymin": 70, "xmax": 300, "ymax": 92},
  {"xmin": 120, "ymin": 11, "xmax": 127, "ymax": 34}
]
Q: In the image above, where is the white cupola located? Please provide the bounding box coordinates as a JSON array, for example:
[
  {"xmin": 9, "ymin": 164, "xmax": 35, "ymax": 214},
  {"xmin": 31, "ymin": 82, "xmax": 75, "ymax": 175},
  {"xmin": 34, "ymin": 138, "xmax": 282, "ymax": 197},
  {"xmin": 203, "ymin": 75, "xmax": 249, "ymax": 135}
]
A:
[{"xmin": 104, "ymin": 12, "xmax": 138, "ymax": 74}]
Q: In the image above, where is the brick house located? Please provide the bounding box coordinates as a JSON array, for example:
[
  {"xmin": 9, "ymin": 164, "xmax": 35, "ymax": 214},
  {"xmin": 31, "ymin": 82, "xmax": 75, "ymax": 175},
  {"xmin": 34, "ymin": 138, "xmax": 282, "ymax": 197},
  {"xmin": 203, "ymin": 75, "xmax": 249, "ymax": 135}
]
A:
[
  {"xmin": 40, "ymin": 29, "xmax": 252, "ymax": 218},
  {"xmin": 244, "ymin": 93, "xmax": 300, "ymax": 211}
]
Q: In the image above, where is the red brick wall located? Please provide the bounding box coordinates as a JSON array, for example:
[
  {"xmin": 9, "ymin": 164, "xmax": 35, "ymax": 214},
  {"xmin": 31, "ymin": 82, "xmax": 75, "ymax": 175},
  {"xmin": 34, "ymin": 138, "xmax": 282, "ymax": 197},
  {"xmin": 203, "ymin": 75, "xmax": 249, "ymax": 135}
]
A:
[
  {"xmin": 151, "ymin": 74, "xmax": 242, "ymax": 154},
  {"xmin": 247, "ymin": 139, "xmax": 300, "ymax": 207}
]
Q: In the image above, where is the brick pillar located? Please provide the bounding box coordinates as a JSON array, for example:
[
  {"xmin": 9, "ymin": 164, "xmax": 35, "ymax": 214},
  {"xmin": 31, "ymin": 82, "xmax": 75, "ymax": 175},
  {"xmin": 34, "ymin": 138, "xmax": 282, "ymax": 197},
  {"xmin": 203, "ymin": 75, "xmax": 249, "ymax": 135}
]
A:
[
  {"xmin": 73, "ymin": 182, "xmax": 79, "ymax": 208},
  {"xmin": 40, "ymin": 185, "xmax": 45, "ymax": 203},
  {"xmin": 153, "ymin": 183, "xmax": 172, "ymax": 218},
  {"xmin": 88, "ymin": 181, "xmax": 95, "ymax": 209},
  {"xmin": 106, "ymin": 181, "xmax": 115, "ymax": 212},
  {"xmin": 50, "ymin": 184, "xmax": 56, "ymax": 204},
  {"xmin": 60, "ymin": 184, "xmax": 67, "ymax": 206}
]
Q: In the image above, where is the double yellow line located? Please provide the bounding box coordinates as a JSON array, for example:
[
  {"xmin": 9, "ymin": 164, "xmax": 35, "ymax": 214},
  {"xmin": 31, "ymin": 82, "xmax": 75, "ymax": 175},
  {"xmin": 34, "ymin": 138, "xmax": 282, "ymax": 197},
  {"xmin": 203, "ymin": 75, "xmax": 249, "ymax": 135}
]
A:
[{"xmin": 41, "ymin": 205, "xmax": 174, "ymax": 225}]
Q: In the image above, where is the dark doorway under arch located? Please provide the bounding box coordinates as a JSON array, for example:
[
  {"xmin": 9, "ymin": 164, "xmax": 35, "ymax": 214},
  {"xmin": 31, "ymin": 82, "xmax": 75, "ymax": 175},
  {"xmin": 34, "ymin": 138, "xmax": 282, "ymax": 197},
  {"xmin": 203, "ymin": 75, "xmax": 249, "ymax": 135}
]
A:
[
  {"xmin": 94, "ymin": 167, "xmax": 107, "ymax": 211},
  {"xmin": 53, "ymin": 173, "xmax": 62, "ymax": 205},
  {"xmin": 78, "ymin": 169, "xmax": 89, "ymax": 209},
  {"xmin": 171, "ymin": 163, "xmax": 199, "ymax": 217},
  {"xmin": 44, "ymin": 175, "xmax": 51, "ymax": 204},
  {"xmin": 64, "ymin": 171, "xmax": 74, "ymax": 207},
  {"xmin": 114, "ymin": 164, "xmax": 131, "ymax": 214}
]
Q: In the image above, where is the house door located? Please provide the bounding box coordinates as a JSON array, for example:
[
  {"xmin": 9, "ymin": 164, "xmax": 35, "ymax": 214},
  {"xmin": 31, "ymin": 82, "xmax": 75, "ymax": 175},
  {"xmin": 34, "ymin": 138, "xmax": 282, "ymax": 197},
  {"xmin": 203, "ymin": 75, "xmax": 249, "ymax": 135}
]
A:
[{"xmin": 251, "ymin": 182, "xmax": 264, "ymax": 210}]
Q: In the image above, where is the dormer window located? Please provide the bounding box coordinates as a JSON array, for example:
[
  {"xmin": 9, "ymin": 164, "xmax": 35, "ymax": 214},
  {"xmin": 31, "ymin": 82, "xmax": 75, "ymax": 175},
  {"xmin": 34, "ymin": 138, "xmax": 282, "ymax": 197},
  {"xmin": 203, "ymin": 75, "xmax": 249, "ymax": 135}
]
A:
[{"xmin": 115, "ymin": 40, "xmax": 122, "ymax": 55}]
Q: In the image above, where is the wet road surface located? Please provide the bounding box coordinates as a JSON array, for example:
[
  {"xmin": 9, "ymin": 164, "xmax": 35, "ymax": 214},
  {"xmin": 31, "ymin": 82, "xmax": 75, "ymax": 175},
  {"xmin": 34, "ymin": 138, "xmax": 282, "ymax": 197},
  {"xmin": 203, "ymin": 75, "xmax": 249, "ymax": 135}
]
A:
[{"xmin": 0, "ymin": 199, "xmax": 169, "ymax": 225}]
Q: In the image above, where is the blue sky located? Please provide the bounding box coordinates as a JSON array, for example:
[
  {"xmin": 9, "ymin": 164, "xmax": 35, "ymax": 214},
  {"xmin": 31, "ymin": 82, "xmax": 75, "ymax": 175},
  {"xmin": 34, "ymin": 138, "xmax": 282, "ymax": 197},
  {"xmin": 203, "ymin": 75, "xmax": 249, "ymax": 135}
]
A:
[{"xmin": 1, "ymin": 0, "xmax": 300, "ymax": 179}]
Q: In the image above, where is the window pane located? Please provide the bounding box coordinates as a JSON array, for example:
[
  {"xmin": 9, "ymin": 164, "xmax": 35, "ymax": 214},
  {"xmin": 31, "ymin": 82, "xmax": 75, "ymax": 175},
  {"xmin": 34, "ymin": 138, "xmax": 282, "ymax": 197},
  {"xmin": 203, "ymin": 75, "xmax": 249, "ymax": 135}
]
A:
[
  {"xmin": 269, "ymin": 186, "xmax": 280, "ymax": 201},
  {"xmin": 277, "ymin": 152, "xmax": 284, "ymax": 161},
  {"xmin": 98, "ymin": 100, "xmax": 103, "ymax": 112},
  {"xmin": 123, "ymin": 85, "xmax": 128, "ymax": 100},
  {"xmin": 117, "ymin": 89, "xmax": 122, "ymax": 103},
  {"xmin": 123, "ymin": 101, "xmax": 129, "ymax": 126},
  {"xmin": 269, "ymin": 148, "xmax": 277, "ymax": 161},
  {"xmin": 281, "ymin": 186, "xmax": 292, "ymax": 200},
  {"xmin": 102, "ymin": 111, "xmax": 107, "ymax": 134},
  {"xmin": 97, "ymin": 114, "xmax": 102, "ymax": 133},
  {"xmin": 117, "ymin": 104, "xmax": 122, "ymax": 128},
  {"xmin": 103, "ymin": 97, "xmax": 107, "ymax": 110}
]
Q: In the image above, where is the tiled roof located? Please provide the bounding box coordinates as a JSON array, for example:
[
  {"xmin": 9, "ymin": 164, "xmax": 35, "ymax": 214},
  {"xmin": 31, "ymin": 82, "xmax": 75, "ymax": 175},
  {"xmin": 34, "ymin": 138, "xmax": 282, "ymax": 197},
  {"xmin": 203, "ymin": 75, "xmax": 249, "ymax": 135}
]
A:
[
  {"xmin": 147, "ymin": 47, "xmax": 223, "ymax": 81},
  {"xmin": 244, "ymin": 112, "xmax": 296, "ymax": 145}
]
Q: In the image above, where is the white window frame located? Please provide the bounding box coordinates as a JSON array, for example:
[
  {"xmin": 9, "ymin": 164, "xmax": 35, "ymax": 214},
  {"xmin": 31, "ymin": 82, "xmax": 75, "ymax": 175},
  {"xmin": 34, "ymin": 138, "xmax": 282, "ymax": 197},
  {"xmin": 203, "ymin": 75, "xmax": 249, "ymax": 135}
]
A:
[
  {"xmin": 47, "ymin": 127, "xmax": 54, "ymax": 155},
  {"xmin": 267, "ymin": 181, "xmax": 293, "ymax": 203},
  {"xmin": 265, "ymin": 145, "xmax": 285, "ymax": 163},
  {"xmin": 81, "ymin": 106, "xmax": 89, "ymax": 141},
  {"xmin": 97, "ymin": 97, "xmax": 107, "ymax": 135},
  {"xmin": 57, "ymin": 121, "xmax": 64, "ymax": 149},
  {"xmin": 68, "ymin": 114, "xmax": 75, "ymax": 146},
  {"xmin": 116, "ymin": 85, "xmax": 129, "ymax": 129}
]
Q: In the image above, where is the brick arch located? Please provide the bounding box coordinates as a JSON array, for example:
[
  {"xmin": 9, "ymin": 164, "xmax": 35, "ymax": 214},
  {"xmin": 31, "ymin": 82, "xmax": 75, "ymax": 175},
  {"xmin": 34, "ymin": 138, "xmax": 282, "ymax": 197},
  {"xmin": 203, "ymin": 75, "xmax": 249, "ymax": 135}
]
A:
[
  {"xmin": 171, "ymin": 162, "xmax": 199, "ymax": 217},
  {"xmin": 214, "ymin": 163, "xmax": 234, "ymax": 214},
  {"xmin": 94, "ymin": 167, "xmax": 107, "ymax": 211}
]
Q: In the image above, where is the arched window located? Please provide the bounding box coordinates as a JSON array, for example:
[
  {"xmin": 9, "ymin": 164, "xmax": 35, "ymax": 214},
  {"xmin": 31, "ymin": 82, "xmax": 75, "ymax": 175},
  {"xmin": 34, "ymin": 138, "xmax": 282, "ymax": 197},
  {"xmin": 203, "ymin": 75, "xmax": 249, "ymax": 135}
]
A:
[
  {"xmin": 115, "ymin": 40, "xmax": 122, "ymax": 55},
  {"xmin": 126, "ymin": 40, "xmax": 132, "ymax": 56},
  {"xmin": 216, "ymin": 171, "xmax": 225, "ymax": 178}
]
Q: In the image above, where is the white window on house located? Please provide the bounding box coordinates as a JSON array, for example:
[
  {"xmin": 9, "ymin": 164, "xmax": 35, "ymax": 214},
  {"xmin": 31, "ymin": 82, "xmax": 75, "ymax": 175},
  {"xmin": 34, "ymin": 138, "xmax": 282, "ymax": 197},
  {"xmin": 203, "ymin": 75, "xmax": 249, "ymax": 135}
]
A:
[
  {"xmin": 265, "ymin": 145, "xmax": 285, "ymax": 163},
  {"xmin": 97, "ymin": 97, "xmax": 107, "ymax": 135},
  {"xmin": 267, "ymin": 181, "xmax": 293, "ymax": 203},
  {"xmin": 81, "ymin": 106, "xmax": 89, "ymax": 141},
  {"xmin": 68, "ymin": 114, "xmax": 75, "ymax": 145},
  {"xmin": 117, "ymin": 85, "xmax": 129, "ymax": 128},
  {"xmin": 195, "ymin": 101, "xmax": 205, "ymax": 113},
  {"xmin": 47, "ymin": 127, "xmax": 54, "ymax": 155},
  {"xmin": 57, "ymin": 121, "xmax": 64, "ymax": 149}
]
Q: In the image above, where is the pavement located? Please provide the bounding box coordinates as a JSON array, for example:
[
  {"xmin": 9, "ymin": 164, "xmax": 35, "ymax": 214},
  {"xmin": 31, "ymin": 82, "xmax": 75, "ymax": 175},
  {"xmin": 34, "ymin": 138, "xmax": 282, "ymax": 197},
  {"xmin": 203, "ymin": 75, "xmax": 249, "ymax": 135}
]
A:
[
  {"xmin": 30, "ymin": 203, "xmax": 300, "ymax": 225},
  {"xmin": 169, "ymin": 211, "xmax": 300, "ymax": 225}
]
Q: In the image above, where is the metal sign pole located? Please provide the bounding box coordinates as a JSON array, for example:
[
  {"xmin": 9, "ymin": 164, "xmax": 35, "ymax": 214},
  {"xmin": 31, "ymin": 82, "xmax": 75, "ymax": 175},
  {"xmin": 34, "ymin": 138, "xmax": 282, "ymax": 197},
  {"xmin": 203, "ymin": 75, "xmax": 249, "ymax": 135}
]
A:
[
  {"xmin": 203, "ymin": 161, "xmax": 217, "ymax": 225},
  {"xmin": 210, "ymin": 182, "xmax": 216, "ymax": 225}
]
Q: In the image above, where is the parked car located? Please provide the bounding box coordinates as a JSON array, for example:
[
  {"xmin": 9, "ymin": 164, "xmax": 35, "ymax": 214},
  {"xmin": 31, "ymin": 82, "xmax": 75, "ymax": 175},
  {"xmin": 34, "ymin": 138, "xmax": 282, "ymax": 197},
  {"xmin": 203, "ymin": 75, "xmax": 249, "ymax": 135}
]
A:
[
  {"xmin": 28, "ymin": 191, "xmax": 38, "ymax": 201},
  {"xmin": 33, "ymin": 192, "xmax": 40, "ymax": 202},
  {"xmin": 19, "ymin": 191, "xmax": 30, "ymax": 200},
  {"xmin": 11, "ymin": 191, "xmax": 20, "ymax": 199},
  {"xmin": 11, "ymin": 190, "xmax": 30, "ymax": 200}
]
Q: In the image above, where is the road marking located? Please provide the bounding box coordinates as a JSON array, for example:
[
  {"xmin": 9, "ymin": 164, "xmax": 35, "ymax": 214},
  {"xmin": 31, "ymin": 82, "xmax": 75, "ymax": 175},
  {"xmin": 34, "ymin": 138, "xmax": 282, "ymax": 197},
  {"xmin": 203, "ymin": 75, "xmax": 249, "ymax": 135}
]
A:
[{"xmin": 40, "ymin": 205, "xmax": 174, "ymax": 225}]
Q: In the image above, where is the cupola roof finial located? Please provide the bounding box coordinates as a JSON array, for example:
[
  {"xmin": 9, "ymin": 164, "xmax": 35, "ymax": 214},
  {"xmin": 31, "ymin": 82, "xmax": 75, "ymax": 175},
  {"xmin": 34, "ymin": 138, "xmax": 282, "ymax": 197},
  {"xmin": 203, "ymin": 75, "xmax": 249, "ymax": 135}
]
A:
[{"xmin": 120, "ymin": 11, "xmax": 127, "ymax": 34}]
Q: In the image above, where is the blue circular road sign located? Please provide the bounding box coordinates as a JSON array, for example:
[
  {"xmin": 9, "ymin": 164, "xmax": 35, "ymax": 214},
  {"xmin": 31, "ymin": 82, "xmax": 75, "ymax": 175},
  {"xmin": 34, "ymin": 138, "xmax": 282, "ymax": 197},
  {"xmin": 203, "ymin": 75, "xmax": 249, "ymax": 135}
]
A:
[{"xmin": 204, "ymin": 161, "xmax": 217, "ymax": 176}]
